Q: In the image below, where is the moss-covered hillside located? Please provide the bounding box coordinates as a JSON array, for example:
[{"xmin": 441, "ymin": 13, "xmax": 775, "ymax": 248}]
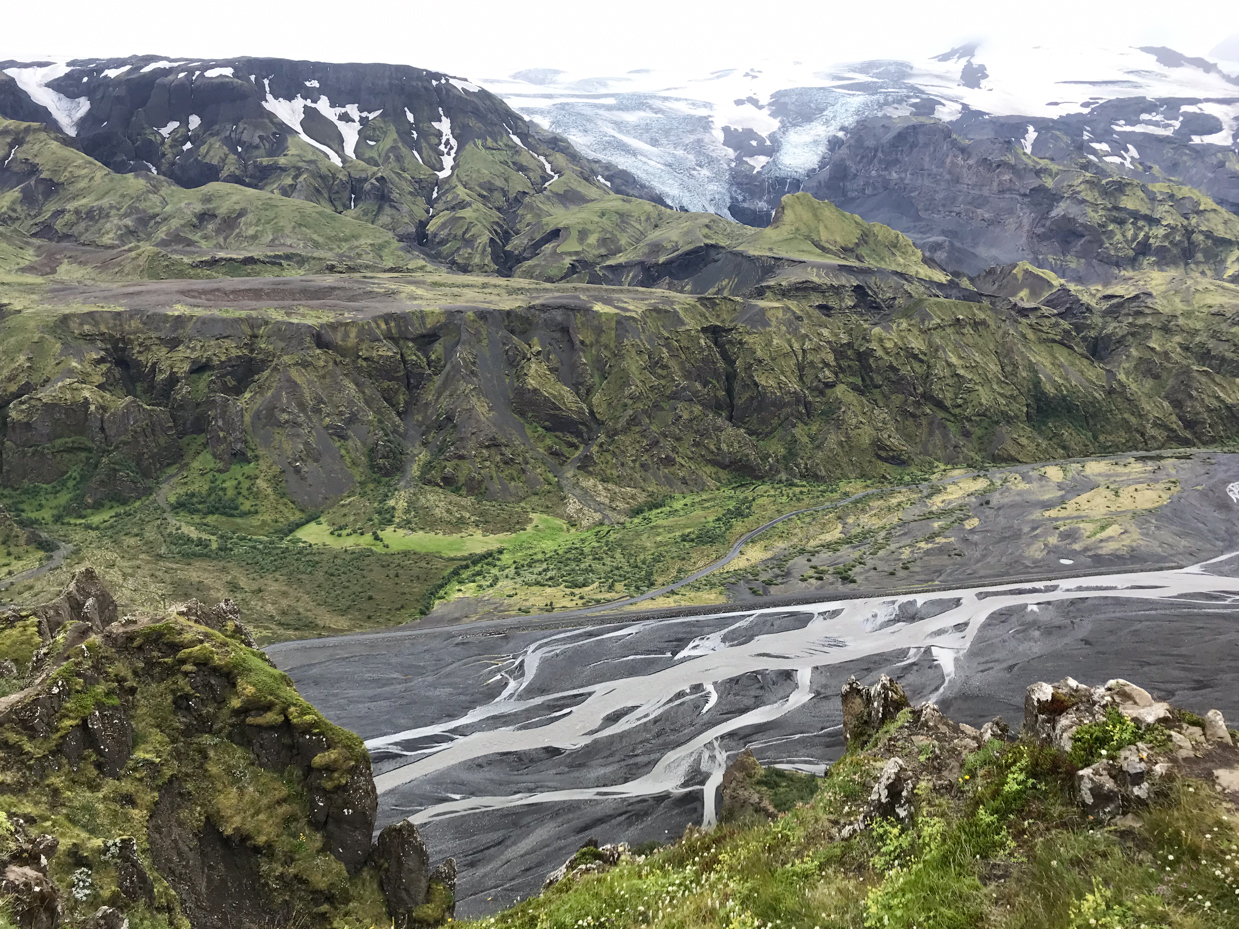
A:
[
  {"xmin": 0, "ymin": 569, "xmax": 453, "ymax": 929},
  {"xmin": 479, "ymin": 675, "xmax": 1239, "ymax": 929}
]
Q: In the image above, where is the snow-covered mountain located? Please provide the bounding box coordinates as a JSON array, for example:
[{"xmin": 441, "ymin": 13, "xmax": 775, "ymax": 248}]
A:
[{"xmin": 479, "ymin": 40, "xmax": 1239, "ymax": 224}]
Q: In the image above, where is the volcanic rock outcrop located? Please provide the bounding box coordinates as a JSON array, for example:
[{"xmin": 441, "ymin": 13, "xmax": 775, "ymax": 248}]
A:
[{"xmin": 0, "ymin": 569, "xmax": 453, "ymax": 929}]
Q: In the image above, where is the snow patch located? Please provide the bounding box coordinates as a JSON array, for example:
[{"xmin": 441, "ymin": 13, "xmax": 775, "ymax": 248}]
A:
[
  {"xmin": 933, "ymin": 101, "xmax": 963, "ymax": 122},
  {"xmin": 260, "ymin": 79, "xmax": 383, "ymax": 164},
  {"xmin": 2, "ymin": 63, "xmax": 91, "ymax": 137},
  {"xmin": 534, "ymin": 152, "xmax": 559, "ymax": 188},
  {"xmin": 156, "ymin": 120, "xmax": 180, "ymax": 138},
  {"xmin": 403, "ymin": 108, "xmax": 418, "ymax": 138},
  {"xmin": 595, "ymin": 174, "xmax": 611, "ymax": 188},
  {"xmin": 744, "ymin": 154, "xmax": 769, "ymax": 170},
  {"xmin": 3, "ymin": 145, "xmax": 17, "ymax": 168},
  {"xmin": 1185, "ymin": 101, "xmax": 1239, "ymax": 145},
  {"xmin": 1059, "ymin": 558, "xmax": 1075, "ymax": 565},
  {"xmin": 430, "ymin": 107, "xmax": 457, "ymax": 179},
  {"xmin": 448, "ymin": 78, "xmax": 481, "ymax": 93},
  {"xmin": 141, "ymin": 161, "xmax": 157, "ymax": 174},
  {"xmin": 182, "ymin": 141, "xmax": 193, "ymax": 151},
  {"xmin": 203, "ymin": 67, "xmax": 233, "ymax": 79},
  {"xmin": 1020, "ymin": 124, "xmax": 1037, "ymax": 154},
  {"xmin": 101, "ymin": 66, "xmax": 129, "ymax": 79},
  {"xmin": 187, "ymin": 115, "xmax": 201, "ymax": 131},
  {"xmin": 1104, "ymin": 143, "xmax": 1140, "ymax": 170},
  {"xmin": 1227, "ymin": 482, "xmax": 1239, "ymax": 504},
  {"xmin": 305, "ymin": 79, "xmax": 320, "ymax": 88},
  {"xmin": 139, "ymin": 60, "xmax": 186, "ymax": 73}
]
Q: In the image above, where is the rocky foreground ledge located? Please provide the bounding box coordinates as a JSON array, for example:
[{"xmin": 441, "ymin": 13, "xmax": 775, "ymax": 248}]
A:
[
  {"xmin": 531, "ymin": 674, "xmax": 1239, "ymax": 929},
  {"xmin": 0, "ymin": 570, "xmax": 451, "ymax": 929}
]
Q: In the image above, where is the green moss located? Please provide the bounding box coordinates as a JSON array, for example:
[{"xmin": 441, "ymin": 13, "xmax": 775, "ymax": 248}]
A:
[
  {"xmin": 754, "ymin": 767, "xmax": 822, "ymax": 813},
  {"xmin": 742, "ymin": 193, "xmax": 950, "ymax": 281},
  {"xmin": 0, "ymin": 613, "xmax": 388, "ymax": 929},
  {"xmin": 0, "ymin": 120, "xmax": 415, "ymax": 268},
  {"xmin": 411, "ymin": 878, "xmax": 455, "ymax": 926},
  {"xmin": 0, "ymin": 616, "xmax": 42, "ymax": 672}
]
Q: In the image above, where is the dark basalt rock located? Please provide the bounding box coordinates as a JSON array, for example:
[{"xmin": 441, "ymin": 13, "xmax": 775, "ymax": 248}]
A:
[
  {"xmin": 718, "ymin": 748, "xmax": 780, "ymax": 822},
  {"xmin": 170, "ymin": 599, "xmax": 254, "ymax": 647},
  {"xmin": 373, "ymin": 820, "xmax": 431, "ymax": 927},
  {"xmin": 840, "ymin": 674, "xmax": 910, "ymax": 748},
  {"xmin": 102, "ymin": 837, "xmax": 154, "ymax": 903},
  {"xmin": 309, "ymin": 760, "xmax": 378, "ymax": 876},
  {"xmin": 30, "ymin": 566, "xmax": 118, "ymax": 642},
  {"xmin": 147, "ymin": 783, "xmax": 284, "ymax": 929},
  {"xmin": 205, "ymin": 395, "xmax": 247, "ymax": 471},
  {"xmin": 3, "ymin": 388, "xmax": 178, "ymax": 501},
  {"xmin": 0, "ymin": 865, "xmax": 62, "ymax": 929},
  {"xmin": 803, "ymin": 112, "xmax": 1239, "ymax": 281},
  {"xmin": 88, "ymin": 906, "xmax": 129, "ymax": 929},
  {"xmin": 84, "ymin": 704, "xmax": 133, "ymax": 778},
  {"xmin": 428, "ymin": 858, "xmax": 457, "ymax": 919},
  {"xmin": 868, "ymin": 757, "xmax": 913, "ymax": 821},
  {"xmin": 0, "ymin": 816, "xmax": 64, "ymax": 929}
]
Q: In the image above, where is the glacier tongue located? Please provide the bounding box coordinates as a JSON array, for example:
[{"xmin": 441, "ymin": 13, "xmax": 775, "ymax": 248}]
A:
[{"xmin": 479, "ymin": 40, "xmax": 1239, "ymax": 223}]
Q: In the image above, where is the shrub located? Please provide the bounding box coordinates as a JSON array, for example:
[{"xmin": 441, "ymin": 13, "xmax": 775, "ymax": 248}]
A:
[{"xmin": 1068, "ymin": 707, "xmax": 1141, "ymax": 769}]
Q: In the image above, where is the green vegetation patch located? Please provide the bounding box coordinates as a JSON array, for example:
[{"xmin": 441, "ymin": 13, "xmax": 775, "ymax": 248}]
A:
[{"xmin": 470, "ymin": 722, "xmax": 1239, "ymax": 929}]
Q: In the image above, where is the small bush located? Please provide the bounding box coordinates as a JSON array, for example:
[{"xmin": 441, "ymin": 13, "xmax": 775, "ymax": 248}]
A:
[{"xmin": 1068, "ymin": 707, "xmax": 1141, "ymax": 768}]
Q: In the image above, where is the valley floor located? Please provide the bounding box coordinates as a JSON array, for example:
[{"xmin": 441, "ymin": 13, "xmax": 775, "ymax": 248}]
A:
[
  {"xmin": 272, "ymin": 449, "xmax": 1239, "ymax": 914},
  {"xmin": 6, "ymin": 448, "xmax": 1235, "ymax": 645}
]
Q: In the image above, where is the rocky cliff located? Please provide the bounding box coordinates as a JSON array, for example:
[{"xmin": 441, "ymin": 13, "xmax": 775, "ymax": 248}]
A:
[
  {"xmin": 0, "ymin": 570, "xmax": 451, "ymax": 929},
  {"xmin": 805, "ymin": 116, "xmax": 1239, "ymax": 281},
  {"xmin": 3, "ymin": 265, "xmax": 1239, "ymax": 517},
  {"xmin": 6, "ymin": 254, "xmax": 1239, "ymax": 520}
]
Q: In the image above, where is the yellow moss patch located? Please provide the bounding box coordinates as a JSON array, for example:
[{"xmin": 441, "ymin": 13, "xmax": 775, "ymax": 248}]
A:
[
  {"xmin": 923, "ymin": 477, "xmax": 990, "ymax": 509},
  {"xmin": 619, "ymin": 588, "xmax": 731, "ymax": 611},
  {"xmin": 1081, "ymin": 458, "xmax": 1149, "ymax": 477},
  {"xmin": 1043, "ymin": 480, "xmax": 1180, "ymax": 519}
]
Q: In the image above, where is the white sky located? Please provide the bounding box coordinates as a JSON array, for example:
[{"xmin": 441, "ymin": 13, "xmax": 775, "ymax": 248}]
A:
[{"xmin": 5, "ymin": 0, "xmax": 1238, "ymax": 79}]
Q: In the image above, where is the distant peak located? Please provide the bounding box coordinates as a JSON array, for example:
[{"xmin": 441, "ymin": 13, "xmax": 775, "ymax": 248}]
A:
[
  {"xmin": 1138, "ymin": 45, "xmax": 1219, "ymax": 74},
  {"xmin": 932, "ymin": 42, "xmax": 979, "ymax": 63},
  {"xmin": 509, "ymin": 68, "xmax": 566, "ymax": 85},
  {"xmin": 1209, "ymin": 33, "xmax": 1239, "ymax": 63}
]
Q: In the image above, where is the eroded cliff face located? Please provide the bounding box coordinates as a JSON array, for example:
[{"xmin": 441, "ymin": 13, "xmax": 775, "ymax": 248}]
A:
[
  {"xmin": 0, "ymin": 570, "xmax": 452, "ymax": 929},
  {"xmin": 2, "ymin": 267, "xmax": 1238, "ymax": 517},
  {"xmin": 805, "ymin": 117, "xmax": 1239, "ymax": 282}
]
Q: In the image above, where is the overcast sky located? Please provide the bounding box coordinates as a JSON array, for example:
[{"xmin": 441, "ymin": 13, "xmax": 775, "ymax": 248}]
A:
[{"xmin": 6, "ymin": 0, "xmax": 1238, "ymax": 79}]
